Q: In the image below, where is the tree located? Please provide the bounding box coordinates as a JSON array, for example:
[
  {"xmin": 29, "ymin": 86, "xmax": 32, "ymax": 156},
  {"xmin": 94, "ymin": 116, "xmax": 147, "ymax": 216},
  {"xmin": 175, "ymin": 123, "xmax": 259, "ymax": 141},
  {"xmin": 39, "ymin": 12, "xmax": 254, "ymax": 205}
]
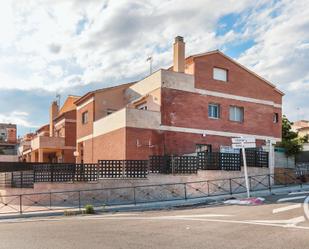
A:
[{"xmin": 277, "ymin": 115, "xmax": 303, "ymax": 156}]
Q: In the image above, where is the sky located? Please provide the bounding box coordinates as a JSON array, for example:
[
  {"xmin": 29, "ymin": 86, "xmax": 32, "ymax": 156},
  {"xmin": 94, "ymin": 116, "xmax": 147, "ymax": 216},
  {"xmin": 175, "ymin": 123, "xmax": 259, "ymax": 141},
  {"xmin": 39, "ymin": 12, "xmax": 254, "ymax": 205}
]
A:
[{"xmin": 0, "ymin": 0, "xmax": 308, "ymax": 137}]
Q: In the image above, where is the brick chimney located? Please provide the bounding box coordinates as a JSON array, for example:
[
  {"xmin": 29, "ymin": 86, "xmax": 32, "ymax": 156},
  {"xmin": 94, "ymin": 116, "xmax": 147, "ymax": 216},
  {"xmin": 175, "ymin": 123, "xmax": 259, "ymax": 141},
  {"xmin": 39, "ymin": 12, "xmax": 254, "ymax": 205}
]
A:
[
  {"xmin": 6, "ymin": 128, "xmax": 16, "ymax": 144},
  {"xmin": 49, "ymin": 101, "xmax": 59, "ymax": 137},
  {"xmin": 173, "ymin": 36, "xmax": 185, "ymax": 73}
]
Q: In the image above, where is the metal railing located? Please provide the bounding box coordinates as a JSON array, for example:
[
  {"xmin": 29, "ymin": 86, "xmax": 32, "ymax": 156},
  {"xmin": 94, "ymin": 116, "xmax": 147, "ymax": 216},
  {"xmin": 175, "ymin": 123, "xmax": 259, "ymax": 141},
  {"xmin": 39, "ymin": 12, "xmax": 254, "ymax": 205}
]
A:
[{"xmin": 0, "ymin": 171, "xmax": 306, "ymax": 216}]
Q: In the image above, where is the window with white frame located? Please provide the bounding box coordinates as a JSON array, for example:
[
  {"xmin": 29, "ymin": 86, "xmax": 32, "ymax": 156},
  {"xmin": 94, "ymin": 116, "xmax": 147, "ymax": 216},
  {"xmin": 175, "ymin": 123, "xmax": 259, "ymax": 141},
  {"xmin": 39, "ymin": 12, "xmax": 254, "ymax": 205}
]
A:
[
  {"xmin": 229, "ymin": 106, "xmax": 244, "ymax": 122},
  {"xmin": 213, "ymin": 67, "xmax": 228, "ymax": 82},
  {"xmin": 208, "ymin": 103, "xmax": 220, "ymax": 119},
  {"xmin": 82, "ymin": 111, "xmax": 88, "ymax": 124}
]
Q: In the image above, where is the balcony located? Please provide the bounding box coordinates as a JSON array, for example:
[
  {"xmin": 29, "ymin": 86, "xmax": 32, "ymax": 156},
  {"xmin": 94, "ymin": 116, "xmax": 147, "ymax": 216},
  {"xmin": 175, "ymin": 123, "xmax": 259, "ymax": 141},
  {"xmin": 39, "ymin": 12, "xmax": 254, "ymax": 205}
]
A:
[
  {"xmin": 93, "ymin": 108, "xmax": 161, "ymax": 137},
  {"xmin": 31, "ymin": 136, "xmax": 65, "ymax": 151}
]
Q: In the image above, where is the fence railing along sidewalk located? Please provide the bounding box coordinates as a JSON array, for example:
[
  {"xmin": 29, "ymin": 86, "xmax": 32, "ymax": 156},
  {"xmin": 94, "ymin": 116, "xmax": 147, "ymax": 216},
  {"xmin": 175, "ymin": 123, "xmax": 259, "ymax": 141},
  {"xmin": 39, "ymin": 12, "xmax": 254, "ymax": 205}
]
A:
[{"xmin": 0, "ymin": 171, "xmax": 306, "ymax": 216}]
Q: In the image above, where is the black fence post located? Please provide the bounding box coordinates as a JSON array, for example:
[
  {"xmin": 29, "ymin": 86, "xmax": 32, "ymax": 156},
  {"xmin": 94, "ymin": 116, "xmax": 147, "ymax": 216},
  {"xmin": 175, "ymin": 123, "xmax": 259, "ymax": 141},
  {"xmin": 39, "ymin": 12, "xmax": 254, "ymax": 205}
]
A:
[
  {"xmin": 268, "ymin": 174, "xmax": 271, "ymax": 193},
  {"xmin": 249, "ymin": 176, "xmax": 252, "ymax": 191},
  {"xmin": 51, "ymin": 165, "xmax": 54, "ymax": 183},
  {"xmin": 229, "ymin": 178, "xmax": 232, "ymax": 195},
  {"xmin": 19, "ymin": 195, "xmax": 22, "ymax": 215},
  {"xmin": 78, "ymin": 191, "xmax": 81, "ymax": 211},
  {"xmin": 184, "ymin": 183, "xmax": 187, "ymax": 200},
  {"xmin": 20, "ymin": 171, "xmax": 23, "ymax": 188},
  {"xmin": 49, "ymin": 192, "xmax": 52, "ymax": 209},
  {"xmin": 133, "ymin": 187, "xmax": 136, "ymax": 205}
]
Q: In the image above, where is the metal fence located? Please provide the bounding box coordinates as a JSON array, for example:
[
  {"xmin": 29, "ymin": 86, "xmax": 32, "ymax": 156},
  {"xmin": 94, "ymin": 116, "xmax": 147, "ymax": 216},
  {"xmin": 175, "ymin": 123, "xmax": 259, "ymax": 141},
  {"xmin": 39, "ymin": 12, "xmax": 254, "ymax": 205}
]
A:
[
  {"xmin": 149, "ymin": 156, "xmax": 198, "ymax": 174},
  {"xmin": 0, "ymin": 171, "xmax": 306, "ymax": 216},
  {"xmin": 98, "ymin": 160, "xmax": 148, "ymax": 178},
  {"xmin": 198, "ymin": 150, "xmax": 269, "ymax": 170}
]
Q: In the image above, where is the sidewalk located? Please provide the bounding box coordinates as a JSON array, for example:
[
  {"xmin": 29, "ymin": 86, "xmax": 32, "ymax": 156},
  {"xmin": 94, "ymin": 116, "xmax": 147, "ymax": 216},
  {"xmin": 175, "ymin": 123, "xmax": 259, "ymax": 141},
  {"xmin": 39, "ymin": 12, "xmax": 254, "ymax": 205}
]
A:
[{"xmin": 1, "ymin": 183, "xmax": 309, "ymax": 220}]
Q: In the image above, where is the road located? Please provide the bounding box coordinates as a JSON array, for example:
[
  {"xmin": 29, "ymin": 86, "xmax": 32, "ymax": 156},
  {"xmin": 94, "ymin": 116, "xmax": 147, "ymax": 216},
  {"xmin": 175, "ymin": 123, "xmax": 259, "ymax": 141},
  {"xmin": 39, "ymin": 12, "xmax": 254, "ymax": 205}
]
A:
[{"xmin": 0, "ymin": 191, "xmax": 309, "ymax": 249}]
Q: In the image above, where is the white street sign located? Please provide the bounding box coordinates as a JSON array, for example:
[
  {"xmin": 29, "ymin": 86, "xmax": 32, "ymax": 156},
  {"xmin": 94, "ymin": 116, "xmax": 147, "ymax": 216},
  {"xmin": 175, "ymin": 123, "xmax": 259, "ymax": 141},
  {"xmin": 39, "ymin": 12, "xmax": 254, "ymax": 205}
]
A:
[
  {"xmin": 231, "ymin": 143, "xmax": 244, "ymax": 149},
  {"xmin": 231, "ymin": 137, "xmax": 256, "ymax": 198},
  {"xmin": 232, "ymin": 142, "xmax": 256, "ymax": 149},
  {"xmin": 232, "ymin": 137, "xmax": 256, "ymax": 144}
]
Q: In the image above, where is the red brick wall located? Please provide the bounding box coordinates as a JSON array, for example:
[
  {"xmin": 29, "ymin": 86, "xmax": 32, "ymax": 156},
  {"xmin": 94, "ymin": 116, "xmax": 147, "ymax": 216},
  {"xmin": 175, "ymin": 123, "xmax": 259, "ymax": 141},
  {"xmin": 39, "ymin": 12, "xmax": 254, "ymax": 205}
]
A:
[
  {"xmin": 64, "ymin": 122, "xmax": 76, "ymax": 147},
  {"xmin": 6, "ymin": 128, "xmax": 16, "ymax": 143},
  {"xmin": 194, "ymin": 53, "xmax": 282, "ymax": 104},
  {"xmin": 162, "ymin": 88, "xmax": 282, "ymax": 138},
  {"xmin": 63, "ymin": 149, "xmax": 75, "ymax": 163},
  {"xmin": 163, "ymin": 131, "xmax": 265, "ymax": 154},
  {"xmin": 92, "ymin": 128, "xmax": 126, "ymax": 161},
  {"xmin": 83, "ymin": 139, "xmax": 93, "ymax": 163},
  {"xmin": 125, "ymin": 127, "xmax": 164, "ymax": 160},
  {"xmin": 76, "ymin": 100, "xmax": 94, "ymax": 139}
]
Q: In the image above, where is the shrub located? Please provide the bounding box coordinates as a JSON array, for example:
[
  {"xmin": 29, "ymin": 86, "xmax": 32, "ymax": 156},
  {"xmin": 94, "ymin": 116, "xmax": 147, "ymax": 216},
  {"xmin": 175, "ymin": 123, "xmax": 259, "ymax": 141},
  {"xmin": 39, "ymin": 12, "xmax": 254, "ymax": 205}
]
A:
[{"xmin": 83, "ymin": 204, "xmax": 95, "ymax": 214}]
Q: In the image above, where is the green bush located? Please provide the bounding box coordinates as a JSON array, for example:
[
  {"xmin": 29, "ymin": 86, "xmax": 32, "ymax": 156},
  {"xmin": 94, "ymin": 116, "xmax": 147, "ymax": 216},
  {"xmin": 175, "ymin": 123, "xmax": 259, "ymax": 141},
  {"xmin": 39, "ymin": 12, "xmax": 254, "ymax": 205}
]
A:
[
  {"xmin": 83, "ymin": 204, "xmax": 95, "ymax": 214},
  {"xmin": 64, "ymin": 210, "xmax": 79, "ymax": 216}
]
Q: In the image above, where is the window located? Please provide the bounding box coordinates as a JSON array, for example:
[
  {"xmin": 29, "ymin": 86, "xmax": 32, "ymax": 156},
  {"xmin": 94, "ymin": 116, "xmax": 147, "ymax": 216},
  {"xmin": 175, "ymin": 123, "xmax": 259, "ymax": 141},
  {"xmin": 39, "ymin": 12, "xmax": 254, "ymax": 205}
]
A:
[
  {"xmin": 229, "ymin": 106, "xmax": 244, "ymax": 122},
  {"xmin": 136, "ymin": 102, "xmax": 147, "ymax": 110},
  {"xmin": 107, "ymin": 109, "xmax": 116, "ymax": 115},
  {"xmin": 273, "ymin": 113, "xmax": 279, "ymax": 123},
  {"xmin": 213, "ymin": 67, "xmax": 228, "ymax": 82},
  {"xmin": 82, "ymin": 111, "xmax": 88, "ymax": 124},
  {"xmin": 208, "ymin": 104, "xmax": 220, "ymax": 119},
  {"xmin": 196, "ymin": 144, "xmax": 212, "ymax": 153}
]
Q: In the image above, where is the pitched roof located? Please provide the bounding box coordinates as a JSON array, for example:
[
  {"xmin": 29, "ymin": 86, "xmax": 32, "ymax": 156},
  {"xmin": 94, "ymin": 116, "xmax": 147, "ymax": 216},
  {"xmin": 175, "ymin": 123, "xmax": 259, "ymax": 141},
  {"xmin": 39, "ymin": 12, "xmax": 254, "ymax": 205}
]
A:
[
  {"xmin": 58, "ymin": 95, "xmax": 80, "ymax": 115},
  {"xmin": 75, "ymin": 81, "xmax": 136, "ymax": 106}
]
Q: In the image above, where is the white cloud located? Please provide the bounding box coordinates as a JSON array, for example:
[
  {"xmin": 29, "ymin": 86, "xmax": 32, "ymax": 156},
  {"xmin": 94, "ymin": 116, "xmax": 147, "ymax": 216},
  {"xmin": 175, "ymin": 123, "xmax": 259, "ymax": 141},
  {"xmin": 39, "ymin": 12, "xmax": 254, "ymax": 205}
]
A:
[
  {"xmin": 0, "ymin": 0, "xmax": 308, "ymax": 123},
  {"xmin": 237, "ymin": 0, "xmax": 309, "ymax": 121},
  {"xmin": 0, "ymin": 111, "xmax": 38, "ymax": 128}
]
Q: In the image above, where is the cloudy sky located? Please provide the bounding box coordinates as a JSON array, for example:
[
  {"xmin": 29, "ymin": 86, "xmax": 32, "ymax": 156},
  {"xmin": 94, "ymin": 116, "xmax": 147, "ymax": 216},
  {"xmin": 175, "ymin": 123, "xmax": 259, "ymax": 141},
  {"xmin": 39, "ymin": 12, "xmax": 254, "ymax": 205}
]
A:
[{"xmin": 0, "ymin": 0, "xmax": 308, "ymax": 136}]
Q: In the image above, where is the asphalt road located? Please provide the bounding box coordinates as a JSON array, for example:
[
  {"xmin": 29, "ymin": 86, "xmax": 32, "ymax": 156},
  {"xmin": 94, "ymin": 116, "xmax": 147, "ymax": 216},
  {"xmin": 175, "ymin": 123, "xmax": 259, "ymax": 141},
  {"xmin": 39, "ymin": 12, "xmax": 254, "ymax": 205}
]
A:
[{"xmin": 0, "ymin": 191, "xmax": 309, "ymax": 249}]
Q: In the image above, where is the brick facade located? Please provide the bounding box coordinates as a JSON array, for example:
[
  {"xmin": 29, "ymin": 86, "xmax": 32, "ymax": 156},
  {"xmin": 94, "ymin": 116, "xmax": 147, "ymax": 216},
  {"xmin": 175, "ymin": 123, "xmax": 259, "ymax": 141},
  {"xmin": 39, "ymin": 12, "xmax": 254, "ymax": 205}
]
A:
[{"xmin": 75, "ymin": 49, "xmax": 283, "ymax": 163}]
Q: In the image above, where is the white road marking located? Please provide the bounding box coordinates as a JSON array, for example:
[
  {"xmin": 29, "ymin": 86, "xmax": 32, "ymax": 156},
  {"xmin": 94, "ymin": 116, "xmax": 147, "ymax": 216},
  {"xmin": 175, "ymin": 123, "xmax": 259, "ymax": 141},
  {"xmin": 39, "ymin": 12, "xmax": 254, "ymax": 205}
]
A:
[
  {"xmin": 289, "ymin": 191, "xmax": 309, "ymax": 196},
  {"xmin": 277, "ymin": 196, "xmax": 307, "ymax": 203},
  {"xmin": 249, "ymin": 216, "xmax": 306, "ymax": 225},
  {"xmin": 272, "ymin": 204, "xmax": 302, "ymax": 214},
  {"xmin": 94, "ymin": 216, "xmax": 309, "ymax": 230}
]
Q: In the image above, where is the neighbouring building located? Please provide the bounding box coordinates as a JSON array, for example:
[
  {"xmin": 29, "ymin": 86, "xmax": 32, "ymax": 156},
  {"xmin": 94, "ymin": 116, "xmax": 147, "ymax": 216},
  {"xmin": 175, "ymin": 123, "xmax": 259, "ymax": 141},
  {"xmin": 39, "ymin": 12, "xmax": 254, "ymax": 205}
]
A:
[
  {"xmin": 20, "ymin": 95, "xmax": 79, "ymax": 163},
  {"xmin": 291, "ymin": 120, "xmax": 309, "ymax": 138},
  {"xmin": 0, "ymin": 123, "xmax": 18, "ymax": 161},
  {"xmin": 75, "ymin": 36, "xmax": 283, "ymax": 163}
]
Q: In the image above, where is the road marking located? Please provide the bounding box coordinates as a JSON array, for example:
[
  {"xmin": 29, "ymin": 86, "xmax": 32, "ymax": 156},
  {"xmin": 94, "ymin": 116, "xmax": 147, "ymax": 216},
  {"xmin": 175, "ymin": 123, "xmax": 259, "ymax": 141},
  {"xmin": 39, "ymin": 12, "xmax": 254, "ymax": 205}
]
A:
[
  {"xmin": 272, "ymin": 204, "xmax": 302, "ymax": 214},
  {"xmin": 94, "ymin": 216, "xmax": 309, "ymax": 230},
  {"xmin": 277, "ymin": 196, "xmax": 307, "ymax": 203},
  {"xmin": 289, "ymin": 191, "xmax": 309, "ymax": 196},
  {"xmin": 249, "ymin": 216, "xmax": 306, "ymax": 225}
]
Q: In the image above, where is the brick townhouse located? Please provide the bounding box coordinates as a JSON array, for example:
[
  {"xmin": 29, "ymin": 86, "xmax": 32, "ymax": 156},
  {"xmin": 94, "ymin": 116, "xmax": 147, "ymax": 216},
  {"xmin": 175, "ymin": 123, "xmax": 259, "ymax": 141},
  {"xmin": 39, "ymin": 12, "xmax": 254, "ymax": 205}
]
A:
[
  {"xmin": 20, "ymin": 95, "xmax": 79, "ymax": 163},
  {"xmin": 75, "ymin": 36, "xmax": 283, "ymax": 163}
]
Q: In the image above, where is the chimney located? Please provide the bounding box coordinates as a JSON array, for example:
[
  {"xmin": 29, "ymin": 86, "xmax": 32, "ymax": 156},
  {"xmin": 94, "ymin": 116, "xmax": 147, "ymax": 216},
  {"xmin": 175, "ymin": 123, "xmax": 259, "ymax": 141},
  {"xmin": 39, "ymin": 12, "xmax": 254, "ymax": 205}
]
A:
[
  {"xmin": 173, "ymin": 36, "xmax": 185, "ymax": 73},
  {"xmin": 49, "ymin": 101, "xmax": 59, "ymax": 137}
]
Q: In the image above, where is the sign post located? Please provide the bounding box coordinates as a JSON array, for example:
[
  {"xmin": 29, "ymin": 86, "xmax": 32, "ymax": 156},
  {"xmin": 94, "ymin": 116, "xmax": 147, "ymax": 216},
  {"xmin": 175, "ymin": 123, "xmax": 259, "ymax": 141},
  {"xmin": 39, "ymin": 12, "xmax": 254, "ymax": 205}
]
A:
[
  {"xmin": 232, "ymin": 137, "xmax": 256, "ymax": 198},
  {"xmin": 241, "ymin": 142, "xmax": 250, "ymax": 198}
]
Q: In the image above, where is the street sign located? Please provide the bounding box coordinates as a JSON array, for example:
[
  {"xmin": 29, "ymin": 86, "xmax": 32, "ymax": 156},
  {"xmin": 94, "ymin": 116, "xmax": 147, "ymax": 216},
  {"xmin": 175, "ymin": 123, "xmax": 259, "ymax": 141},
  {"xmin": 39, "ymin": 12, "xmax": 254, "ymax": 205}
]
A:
[
  {"xmin": 232, "ymin": 142, "xmax": 256, "ymax": 149},
  {"xmin": 232, "ymin": 137, "xmax": 256, "ymax": 144},
  {"xmin": 231, "ymin": 137, "xmax": 257, "ymax": 198}
]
